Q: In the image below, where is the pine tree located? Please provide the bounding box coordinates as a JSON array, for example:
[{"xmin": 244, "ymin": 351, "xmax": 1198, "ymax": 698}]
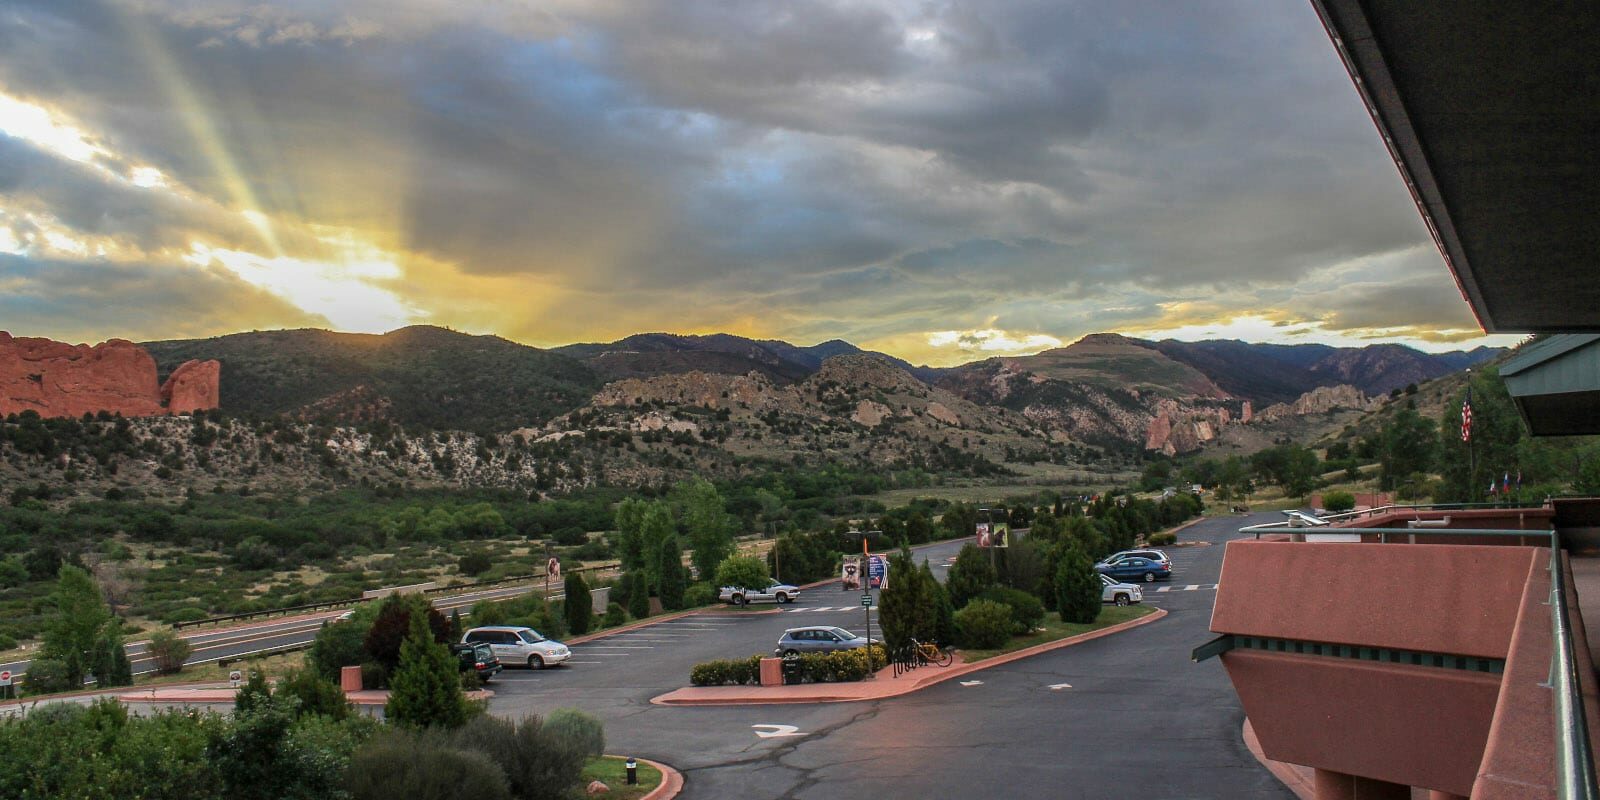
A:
[
  {"xmin": 91, "ymin": 618, "xmax": 133, "ymax": 687},
  {"xmin": 614, "ymin": 497, "xmax": 649, "ymax": 571},
  {"xmin": 921, "ymin": 561, "xmax": 956, "ymax": 646},
  {"xmin": 946, "ymin": 544, "xmax": 998, "ymax": 609},
  {"xmin": 386, "ymin": 612, "xmax": 470, "ymax": 729},
  {"xmin": 625, "ymin": 571, "xmax": 651, "ymax": 619},
  {"xmin": 877, "ymin": 547, "xmax": 920, "ymax": 652},
  {"xmin": 1055, "ymin": 544, "xmax": 1101, "ymax": 625},
  {"xmin": 655, "ymin": 535, "xmax": 687, "ymax": 611},
  {"xmin": 564, "ymin": 571, "xmax": 592, "ymax": 635}
]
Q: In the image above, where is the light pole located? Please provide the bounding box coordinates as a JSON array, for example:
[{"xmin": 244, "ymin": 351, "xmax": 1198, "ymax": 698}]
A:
[{"xmin": 979, "ymin": 507, "xmax": 1004, "ymax": 571}]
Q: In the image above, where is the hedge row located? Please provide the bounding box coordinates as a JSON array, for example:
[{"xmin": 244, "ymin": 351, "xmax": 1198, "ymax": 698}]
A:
[{"xmin": 689, "ymin": 646, "xmax": 887, "ymax": 686}]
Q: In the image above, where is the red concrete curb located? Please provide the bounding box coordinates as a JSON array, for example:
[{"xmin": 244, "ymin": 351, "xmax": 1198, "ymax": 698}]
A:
[
  {"xmin": 650, "ymin": 606, "xmax": 1168, "ymax": 706},
  {"xmin": 1243, "ymin": 719, "xmax": 1315, "ymax": 800},
  {"xmin": 635, "ymin": 756, "xmax": 684, "ymax": 800}
]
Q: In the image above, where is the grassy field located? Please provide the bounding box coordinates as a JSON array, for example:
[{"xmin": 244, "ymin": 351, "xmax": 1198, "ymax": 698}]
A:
[
  {"xmin": 579, "ymin": 755, "xmax": 663, "ymax": 799},
  {"xmin": 958, "ymin": 604, "xmax": 1157, "ymax": 664}
]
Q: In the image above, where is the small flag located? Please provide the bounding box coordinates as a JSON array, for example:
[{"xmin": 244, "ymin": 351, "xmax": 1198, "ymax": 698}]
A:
[
  {"xmin": 1503, "ymin": 473, "xmax": 1511, "ymax": 493},
  {"xmin": 1516, "ymin": 471, "xmax": 1523, "ymax": 489},
  {"xmin": 1489, "ymin": 479, "xmax": 1497, "ymax": 496},
  {"xmin": 1461, "ymin": 386, "xmax": 1473, "ymax": 442}
]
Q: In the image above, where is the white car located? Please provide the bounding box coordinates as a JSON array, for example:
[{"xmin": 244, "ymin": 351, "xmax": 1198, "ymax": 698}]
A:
[
  {"xmin": 718, "ymin": 579, "xmax": 800, "ymax": 605},
  {"xmin": 1100, "ymin": 574, "xmax": 1143, "ymax": 606},
  {"xmin": 461, "ymin": 626, "xmax": 571, "ymax": 670}
]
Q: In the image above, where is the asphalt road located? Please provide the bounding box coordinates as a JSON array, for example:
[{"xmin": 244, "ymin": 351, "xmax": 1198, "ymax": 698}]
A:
[
  {"xmin": 0, "ymin": 577, "xmax": 575, "ymax": 679},
  {"xmin": 487, "ymin": 514, "xmax": 1295, "ymax": 800}
]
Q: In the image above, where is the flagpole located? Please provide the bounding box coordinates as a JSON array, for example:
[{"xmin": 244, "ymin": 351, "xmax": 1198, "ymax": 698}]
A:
[{"xmin": 1465, "ymin": 369, "xmax": 1477, "ymax": 503}]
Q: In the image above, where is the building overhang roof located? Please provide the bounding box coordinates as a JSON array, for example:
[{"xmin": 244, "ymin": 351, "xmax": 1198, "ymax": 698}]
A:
[
  {"xmin": 1309, "ymin": 3, "xmax": 1600, "ymax": 333},
  {"xmin": 1500, "ymin": 334, "xmax": 1600, "ymax": 436}
]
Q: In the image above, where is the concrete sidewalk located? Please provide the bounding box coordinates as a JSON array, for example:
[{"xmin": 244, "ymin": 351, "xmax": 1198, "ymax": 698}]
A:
[{"xmin": 652, "ymin": 607, "xmax": 1167, "ymax": 706}]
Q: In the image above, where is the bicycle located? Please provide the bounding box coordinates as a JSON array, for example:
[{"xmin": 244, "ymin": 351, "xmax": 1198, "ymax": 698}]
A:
[{"xmin": 908, "ymin": 638, "xmax": 954, "ymax": 668}]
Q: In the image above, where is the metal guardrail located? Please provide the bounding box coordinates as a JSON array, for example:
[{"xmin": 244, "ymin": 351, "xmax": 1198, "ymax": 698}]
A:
[
  {"xmin": 1316, "ymin": 501, "xmax": 1543, "ymax": 524},
  {"xmin": 174, "ymin": 561, "xmax": 623, "ymax": 630},
  {"xmin": 1227, "ymin": 520, "xmax": 1598, "ymax": 798}
]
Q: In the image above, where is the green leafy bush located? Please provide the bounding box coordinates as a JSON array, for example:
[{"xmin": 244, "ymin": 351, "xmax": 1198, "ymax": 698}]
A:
[
  {"xmin": 563, "ymin": 572, "xmax": 591, "ymax": 636},
  {"xmin": 1321, "ymin": 490, "xmax": 1356, "ymax": 513},
  {"xmin": 276, "ymin": 664, "xmax": 351, "ymax": 720},
  {"xmin": 681, "ymin": 582, "xmax": 717, "ymax": 608},
  {"xmin": 347, "ymin": 729, "xmax": 510, "ymax": 800},
  {"xmin": 689, "ymin": 654, "xmax": 765, "ymax": 686},
  {"xmin": 1146, "ymin": 532, "xmax": 1177, "ymax": 546},
  {"xmin": 149, "ymin": 629, "xmax": 194, "ymax": 675},
  {"xmin": 448, "ymin": 711, "xmax": 603, "ymax": 800},
  {"xmin": 458, "ymin": 552, "xmax": 493, "ymax": 577},
  {"xmin": 954, "ymin": 599, "xmax": 1013, "ymax": 649},
  {"xmin": 602, "ymin": 602, "xmax": 626, "ymax": 628},
  {"xmin": 21, "ymin": 657, "xmax": 72, "ymax": 695},
  {"xmin": 162, "ymin": 606, "xmax": 210, "ymax": 624},
  {"xmin": 946, "ymin": 544, "xmax": 998, "ymax": 608},
  {"xmin": 979, "ymin": 586, "xmax": 1044, "ymax": 634},
  {"xmin": 712, "ymin": 555, "xmax": 769, "ymax": 591}
]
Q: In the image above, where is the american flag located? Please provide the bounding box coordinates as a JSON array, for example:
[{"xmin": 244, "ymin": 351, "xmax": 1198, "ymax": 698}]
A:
[{"xmin": 1461, "ymin": 386, "xmax": 1473, "ymax": 442}]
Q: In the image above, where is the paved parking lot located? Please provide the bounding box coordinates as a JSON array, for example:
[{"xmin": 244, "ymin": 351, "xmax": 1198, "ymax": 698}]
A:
[{"xmin": 487, "ymin": 516, "xmax": 1294, "ymax": 799}]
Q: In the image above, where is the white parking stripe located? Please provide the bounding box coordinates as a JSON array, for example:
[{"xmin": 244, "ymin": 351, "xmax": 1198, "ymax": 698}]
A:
[{"xmin": 574, "ymin": 645, "xmax": 654, "ymax": 649}]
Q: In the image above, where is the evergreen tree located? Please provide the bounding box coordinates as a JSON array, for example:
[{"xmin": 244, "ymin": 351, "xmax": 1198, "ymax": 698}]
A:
[
  {"xmin": 675, "ymin": 477, "xmax": 734, "ymax": 581},
  {"xmin": 624, "ymin": 571, "xmax": 651, "ymax": 619},
  {"xmin": 638, "ymin": 502, "xmax": 677, "ymax": 588},
  {"xmin": 90, "ymin": 618, "xmax": 133, "ymax": 687},
  {"xmin": 921, "ymin": 561, "xmax": 956, "ymax": 646},
  {"xmin": 235, "ymin": 669, "xmax": 273, "ymax": 714},
  {"xmin": 40, "ymin": 565, "xmax": 111, "ymax": 687},
  {"xmin": 945, "ymin": 544, "xmax": 998, "ymax": 609},
  {"xmin": 1055, "ymin": 544, "xmax": 1101, "ymax": 625},
  {"xmin": 564, "ymin": 571, "xmax": 592, "ymax": 635},
  {"xmin": 877, "ymin": 546, "xmax": 922, "ymax": 652},
  {"xmin": 614, "ymin": 497, "xmax": 649, "ymax": 572},
  {"xmin": 386, "ymin": 613, "xmax": 470, "ymax": 729},
  {"xmin": 1379, "ymin": 405, "xmax": 1438, "ymax": 494},
  {"xmin": 654, "ymin": 535, "xmax": 686, "ymax": 611},
  {"xmin": 1436, "ymin": 369, "xmax": 1525, "ymax": 502}
]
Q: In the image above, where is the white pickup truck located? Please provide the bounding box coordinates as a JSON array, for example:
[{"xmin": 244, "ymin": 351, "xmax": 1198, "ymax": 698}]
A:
[{"xmin": 718, "ymin": 579, "xmax": 801, "ymax": 606}]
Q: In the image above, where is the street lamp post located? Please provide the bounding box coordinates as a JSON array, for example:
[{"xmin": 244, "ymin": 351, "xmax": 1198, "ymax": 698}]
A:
[{"xmin": 850, "ymin": 529, "xmax": 883, "ymax": 674}]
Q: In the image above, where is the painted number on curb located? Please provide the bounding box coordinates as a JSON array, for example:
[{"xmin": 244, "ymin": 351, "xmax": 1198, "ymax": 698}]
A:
[
  {"xmin": 752, "ymin": 724, "xmax": 804, "ymax": 739},
  {"xmin": 959, "ymin": 680, "xmax": 984, "ymax": 687}
]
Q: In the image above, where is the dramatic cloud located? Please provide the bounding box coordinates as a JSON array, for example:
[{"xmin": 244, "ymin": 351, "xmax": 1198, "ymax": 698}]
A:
[{"xmin": 0, "ymin": 0, "xmax": 1513, "ymax": 363}]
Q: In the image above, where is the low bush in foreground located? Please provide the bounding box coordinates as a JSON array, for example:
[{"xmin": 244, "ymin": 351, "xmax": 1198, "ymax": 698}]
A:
[{"xmin": 689, "ymin": 646, "xmax": 885, "ymax": 686}]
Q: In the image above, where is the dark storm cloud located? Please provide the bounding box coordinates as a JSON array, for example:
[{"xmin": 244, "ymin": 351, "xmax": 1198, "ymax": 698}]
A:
[{"xmin": 0, "ymin": 0, "xmax": 1474, "ymax": 351}]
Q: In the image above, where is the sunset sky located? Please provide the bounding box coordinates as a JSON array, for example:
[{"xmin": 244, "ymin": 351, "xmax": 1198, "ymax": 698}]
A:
[{"xmin": 0, "ymin": 1, "xmax": 1517, "ymax": 366}]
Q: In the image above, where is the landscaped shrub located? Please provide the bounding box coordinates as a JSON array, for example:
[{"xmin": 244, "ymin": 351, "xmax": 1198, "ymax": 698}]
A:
[
  {"xmin": 979, "ymin": 586, "xmax": 1045, "ymax": 634},
  {"xmin": 1146, "ymin": 532, "xmax": 1177, "ymax": 546},
  {"xmin": 276, "ymin": 664, "xmax": 351, "ymax": 720},
  {"xmin": 681, "ymin": 582, "xmax": 717, "ymax": 608},
  {"xmin": 347, "ymin": 729, "xmax": 510, "ymax": 800},
  {"xmin": 603, "ymin": 602, "xmax": 626, "ymax": 628},
  {"xmin": 946, "ymin": 544, "xmax": 998, "ymax": 608},
  {"xmin": 689, "ymin": 654, "xmax": 765, "ymax": 686},
  {"xmin": 1321, "ymin": 490, "xmax": 1357, "ymax": 513},
  {"xmin": 954, "ymin": 599, "xmax": 1013, "ymax": 649},
  {"xmin": 21, "ymin": 657, "xmax": 72, "ymax": 695},
  {"xmin": 449, "ymin": 711, "xmax": 603, "ymax": 800}
]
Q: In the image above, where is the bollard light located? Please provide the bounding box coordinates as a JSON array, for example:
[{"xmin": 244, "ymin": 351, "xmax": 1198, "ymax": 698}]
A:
[{"xmin": 625, "ymin": 757, "xmax": 638, "ymax": 785}]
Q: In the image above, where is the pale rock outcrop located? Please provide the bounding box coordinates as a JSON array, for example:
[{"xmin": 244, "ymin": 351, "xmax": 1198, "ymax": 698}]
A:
[
  {"xmin": 924, "ymin": 401, "xmax": 961, "ymax": 427},
  {"xmin": 853, "ymin": 399, "xmax": 891, "ymax": 427}
]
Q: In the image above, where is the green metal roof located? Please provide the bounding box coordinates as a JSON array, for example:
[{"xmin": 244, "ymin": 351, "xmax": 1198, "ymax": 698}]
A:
[{"xmin": 1499, "ymin": 334, "xmax": 1600, "ymax": 436}]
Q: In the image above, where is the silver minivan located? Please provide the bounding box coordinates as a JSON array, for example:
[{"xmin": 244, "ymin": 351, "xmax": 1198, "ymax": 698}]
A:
[{"xmin": 462, "ymin": 625, "xmax": 572, "ymax": 669}]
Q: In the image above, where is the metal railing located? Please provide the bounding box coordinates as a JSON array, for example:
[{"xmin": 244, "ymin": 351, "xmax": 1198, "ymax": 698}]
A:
[
  {"xmin": 1229, "ymin": 521, "xmax": 1597, "ymax": 798},
  {"xmin": 1315, "ymin": 501, "xmax": 1543, "ymax": 525}
]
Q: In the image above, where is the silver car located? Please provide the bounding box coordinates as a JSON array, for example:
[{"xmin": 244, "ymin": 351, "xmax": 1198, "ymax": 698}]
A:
[
  {"xmin": 774, "ymin": 626, "xmax": 878, "ymax": 657},
  {"xmin": 1100, "ymin": 574, "xmax": 1143, "ymax": 606},
  {"xmin": 462, "ymin": 625, "xmax": 572, "ymax": 669}
]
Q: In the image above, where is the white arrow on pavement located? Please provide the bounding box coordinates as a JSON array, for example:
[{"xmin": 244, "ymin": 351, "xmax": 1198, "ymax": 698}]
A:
[
  {"xmin": 959, "ymin": 680, "xmax": 984, "ymax": 687},
  {"xmin": 1048, "ymin": 683, "xmax": 1072, "ymax": 690},
  {"xmin": 751, "ymin": 724, "xmax": 804, "ymax": 739}
]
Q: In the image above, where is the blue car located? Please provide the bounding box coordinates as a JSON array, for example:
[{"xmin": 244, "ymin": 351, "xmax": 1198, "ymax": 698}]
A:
[{"xmin": 1094, "ymin": 556, "xmax": 1171, "ymax": 583}]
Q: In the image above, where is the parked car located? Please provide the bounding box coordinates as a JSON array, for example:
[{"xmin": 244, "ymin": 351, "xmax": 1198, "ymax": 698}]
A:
[
  {"xmin": 719, "ymin": 579, "xmax": 801, "ymax": 605},
  {"xmin": 774, "ymin": 626, "xmax": 878, "ymax": 657},
  {"xmin": 461, "ymin": 625, "xmax": 571, "ymax": 669},
  {"xmin": 1099, "ymin": 549, "xmax": 1171, "ymax": 568},
  {"xmin": 1095, "ymin": 556, "xmax": 1171, "ymax": 583},
  {"xmin": 1100, "ymin": 574, "xmax": 1143, "ymax": 606},
  {"xmin": 450, "ymin": 642, "xmax": 503, "ymax": 682}
]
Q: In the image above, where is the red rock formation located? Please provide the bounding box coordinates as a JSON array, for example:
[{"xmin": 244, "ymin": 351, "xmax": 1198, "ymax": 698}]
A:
[
  {"xmin": 0, "ymin": 331, "xmax": 219, "ymax": 418},
  {"xmin": 161, "ymin": 359, "xmax": 222, "ymax": 414}
]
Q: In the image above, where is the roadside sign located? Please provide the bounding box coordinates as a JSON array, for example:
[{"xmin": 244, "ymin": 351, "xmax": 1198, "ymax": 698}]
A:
[
  {"xmin": 0, "ymin": 670, "xmax": 11, "ymax": 686},
  {"xmin": 229, "ymin": 670, "xmax": 242, "ymax": 688},
  {"xmin": 860, "ymin": 595, "xmax": 873, "ymax": 607},
  {"xmin": 547, "ymin": 557, "xmax": 561, "ymax": 581}
]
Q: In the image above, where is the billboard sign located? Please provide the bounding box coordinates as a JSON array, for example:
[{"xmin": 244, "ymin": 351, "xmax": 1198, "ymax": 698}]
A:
[
  {"xmin": 867, "ymin": 554, "xmax": 888, "ymax": 589},
  {"xmin": 842, "ymin": 555, "xmax": 863, "ymax": 591}
]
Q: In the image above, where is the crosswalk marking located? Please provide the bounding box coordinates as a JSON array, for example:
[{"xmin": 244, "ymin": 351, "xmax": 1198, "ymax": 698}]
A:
[
  {"xmin": 784, "ymin": 606, "xmax": 879, "ymax": 613},
  {"xmin": 1152, "ymin": 584, "xmax": 1221, "ymax": 592}
]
